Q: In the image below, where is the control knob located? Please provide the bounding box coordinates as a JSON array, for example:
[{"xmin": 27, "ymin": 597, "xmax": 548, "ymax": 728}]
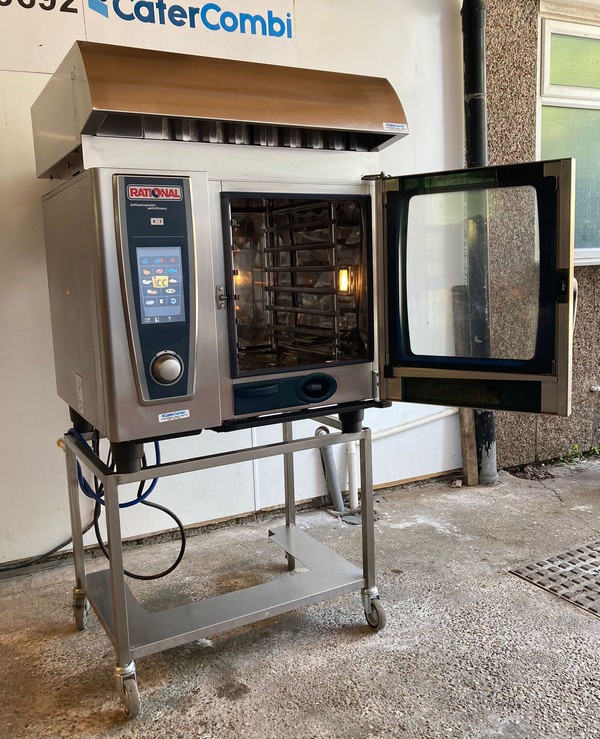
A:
[{"xmin": 151, "ymin": 352, "xmax": 183, "ymax": 385}]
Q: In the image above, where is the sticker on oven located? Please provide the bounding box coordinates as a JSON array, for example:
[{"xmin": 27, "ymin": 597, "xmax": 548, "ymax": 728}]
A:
[
  {"xmin": 383, "ymin": 122, "xmax": 408, "ymax": 132},
  {"xmin": 158, "ymin": 409, "xmax": 190, "ymax": 423}
]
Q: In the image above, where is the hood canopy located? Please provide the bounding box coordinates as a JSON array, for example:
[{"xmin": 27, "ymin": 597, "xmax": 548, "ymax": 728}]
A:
[{"xmin": 32, "ymin": 41, "xmax": 409, "ymax": 178}]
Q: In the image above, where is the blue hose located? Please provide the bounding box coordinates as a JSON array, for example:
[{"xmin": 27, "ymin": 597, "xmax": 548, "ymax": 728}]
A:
[{"xmin": 67, "ymin": 429, "xmax": 160, "ymax": 508}]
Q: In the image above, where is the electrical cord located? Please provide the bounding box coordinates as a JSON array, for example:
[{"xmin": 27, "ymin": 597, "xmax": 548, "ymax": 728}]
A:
[
  {"xmin": 92, "ymin": 496, "xmax": 187, "ymax": 581},
  {"xmin": 68, "ymin": 428, "xmax": 160, "ymax": 508},
  {"xmin": 1, "ymin": 431, "xmax": 186, "ymax": 580},
  {"xmin": 0, "ymin": 519, "xmax": 95, "ymax": 574},
  {"xmin": 67, "ymin": 431, "xmax": 187, "ymax": 581}
]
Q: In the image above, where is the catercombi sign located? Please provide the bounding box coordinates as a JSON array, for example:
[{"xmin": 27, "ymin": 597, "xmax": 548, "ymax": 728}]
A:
[
  {"xmin": 0, "ymin": 0, "xmax": 297, "ymax": 73},
  {"xmin": 87, "ymin": 0, "xmax": 293, "ymax": 36}
]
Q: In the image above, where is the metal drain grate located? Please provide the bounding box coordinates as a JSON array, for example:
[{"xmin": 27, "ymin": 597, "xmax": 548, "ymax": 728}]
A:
[{"xmin": 510, "ymin": 541, "xmax": 600, "ymax": 618}]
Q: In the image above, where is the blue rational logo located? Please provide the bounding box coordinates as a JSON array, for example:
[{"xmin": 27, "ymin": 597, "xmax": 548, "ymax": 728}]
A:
[
  {"xmin": 88, "ymin": 0, "xmax": 109, "ymax": 17},
  {"xmin": 86, "ymin": 0, "xmax": 293, "ymax": 39}
]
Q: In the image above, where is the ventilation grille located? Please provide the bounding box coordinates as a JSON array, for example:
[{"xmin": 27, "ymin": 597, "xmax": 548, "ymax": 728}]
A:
[{"xmin": 95, "ymin": 113, "xmax": 389, "ymax": 152}]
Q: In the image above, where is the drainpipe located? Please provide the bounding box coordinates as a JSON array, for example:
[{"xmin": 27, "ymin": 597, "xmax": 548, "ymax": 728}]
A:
[
  {"xmin": 342, "ymin": 408, "xmax": 460, "ymax": 511},
  {"xmin": 346, "ymin": 441, "xmax": 360, "ymax": 510},
  {"xmin": 462, "ymin": 0, "xmax": 487, "ymax": 168},
  {"xmin": 461, "ymin": 0, "xmax": 499, "ymax": 485},
  {"xmin": 315, "ymin": 427, "xmax": 346, "ymax": 514}
]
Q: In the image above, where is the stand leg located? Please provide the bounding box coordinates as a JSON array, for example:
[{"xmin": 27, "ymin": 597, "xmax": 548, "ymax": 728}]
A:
[
  {"xmin": 65, "ymin": 442, "xmax": 89, "ymax": 629},
  {"xmin": 359, "ymin": 427, "xmax": 385, "ymax": 630},
  {"xmin": 283, "ymin": 422, "xmax": 296, "ymax": 571},
  {"xmin": 103, "ymin": 475, "xmax": 133, "ymax": 670},
  {"xmin": 359, "ymin": 428, "xmax": 376, "ymax": 590}
]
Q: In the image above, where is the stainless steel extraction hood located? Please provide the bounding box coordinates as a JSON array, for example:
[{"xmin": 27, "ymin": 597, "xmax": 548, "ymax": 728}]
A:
[{"xmin": 31, "ymin": 41, "xmax": 409, "ymax": 179}]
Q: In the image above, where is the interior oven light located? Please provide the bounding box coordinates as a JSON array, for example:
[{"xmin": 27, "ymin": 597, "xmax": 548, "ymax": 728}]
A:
[{"xmin": 338, "ymin": 266, "xmax": 353, "ymax": 296}]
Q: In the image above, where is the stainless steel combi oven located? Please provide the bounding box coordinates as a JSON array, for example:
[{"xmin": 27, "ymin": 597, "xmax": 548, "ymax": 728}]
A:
[
  {"xmin": 39, "ymin": 168, "xmax": 378, "ymax": 446},
  {"xmin": 32, "ymin": 42, "xmax": 575, "ymax": 451},
  {"xmin": 31, "ymin": 42, "xmax": 576, "ymax": 717}
]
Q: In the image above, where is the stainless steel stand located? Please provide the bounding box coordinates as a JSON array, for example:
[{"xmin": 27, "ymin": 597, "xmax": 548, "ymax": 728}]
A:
[{"xmin": 64, "ymin": 423, "xmax": 383, "ymax": 718}]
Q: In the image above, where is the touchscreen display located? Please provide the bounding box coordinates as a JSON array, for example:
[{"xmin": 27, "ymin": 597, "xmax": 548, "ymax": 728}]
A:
[{"xmin": 136, "ymin": 246, "xmax": 185, "ymax": 324}]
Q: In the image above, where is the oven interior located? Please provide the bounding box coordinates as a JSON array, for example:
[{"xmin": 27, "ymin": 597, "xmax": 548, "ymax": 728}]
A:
[{"xmin": 222, "ymin": 194, "xmax": 372, "ymax": 377}]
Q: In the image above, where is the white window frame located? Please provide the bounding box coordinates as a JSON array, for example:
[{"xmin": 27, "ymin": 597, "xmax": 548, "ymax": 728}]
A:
[{"xmin": 539, "ymin": 16, "xmax": 600, "ymax": 265}]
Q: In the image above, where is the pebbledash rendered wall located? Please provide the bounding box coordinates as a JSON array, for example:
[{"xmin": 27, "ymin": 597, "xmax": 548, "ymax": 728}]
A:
[{"xmin": 486, "ymin": 0, "xmax": 600, "ymax": 467}]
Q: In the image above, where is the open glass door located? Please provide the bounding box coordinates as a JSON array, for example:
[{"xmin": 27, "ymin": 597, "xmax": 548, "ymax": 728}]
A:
[{"xmin": 377, "ymin": 159, "xmax": 575, "ymax": 414}]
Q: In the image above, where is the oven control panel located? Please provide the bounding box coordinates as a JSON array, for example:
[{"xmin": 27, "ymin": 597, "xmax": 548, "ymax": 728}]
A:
[
  {"xmin": 116, "ymin": 175, "xmax": 196, "ymax": 402},
  {"xmin": 233, "ymin": 374, "xmax": 337, "ymax": 416}
]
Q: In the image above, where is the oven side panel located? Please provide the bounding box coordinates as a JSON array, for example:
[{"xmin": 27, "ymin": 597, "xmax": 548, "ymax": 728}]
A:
[{"xmin": 42, "ymin": 173, "xmax": 107, "ymax": 432}]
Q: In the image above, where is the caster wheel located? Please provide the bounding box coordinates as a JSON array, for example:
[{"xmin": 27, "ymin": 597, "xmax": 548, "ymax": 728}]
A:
[
  {"xmin": 121, "ymin": 677, "xmax": 141, "ymax": 719},
  {"xmin": 365, "ymin": 599, "xmax": 386, "ymax": 631},
  {"xmin": 73, "ymin": 592, "xmax": 90, "ymax": 631},
  {"xmin": 115, "ymin": 663, "xmax": 141, "ymax": 719}
]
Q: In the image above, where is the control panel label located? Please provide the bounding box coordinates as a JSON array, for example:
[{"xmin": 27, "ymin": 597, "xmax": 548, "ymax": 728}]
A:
[
  {"xmin": 158, "ymin": 409, "xmax": 190, "ymax": 423},
  {"xmin": 119, "ymin": 174, "xmax": 193, "ymax": 403}
]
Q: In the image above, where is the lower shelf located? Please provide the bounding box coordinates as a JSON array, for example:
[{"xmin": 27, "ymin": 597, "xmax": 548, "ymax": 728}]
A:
[{"xmin": 85, "ymin": 525, "xmax": 365, "ymax": 659}]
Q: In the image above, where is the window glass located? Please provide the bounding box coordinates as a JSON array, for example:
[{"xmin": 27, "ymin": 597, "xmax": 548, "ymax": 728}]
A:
[
  {"xmin": 542, "ymin": 21, "xmax": 600, "ymax": 261},
  {"xmin": 550, "ymin": 33, "xmax": 600, "ymax": 88},
  {"xmin": 542, "ymin": 106, "xmax": 600, "ymax": 250}
]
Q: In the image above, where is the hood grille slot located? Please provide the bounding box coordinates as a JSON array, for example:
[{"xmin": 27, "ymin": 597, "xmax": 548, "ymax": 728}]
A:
[{"xmin": 95, "ymin": 113, "xmax": 381, "ymax": 152}]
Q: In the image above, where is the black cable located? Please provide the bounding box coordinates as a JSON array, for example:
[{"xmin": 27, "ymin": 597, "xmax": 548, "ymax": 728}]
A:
[
  {"xmin": 93, "ymin": 452, "xmax": 187, "ymax": 580},
  {"xmin": 1, "ymin": 435, "xmax": 186, "ymax": 579},
  {"xmin": 0, "ymin": 520, "xmax": 95, "ymax": 574}
]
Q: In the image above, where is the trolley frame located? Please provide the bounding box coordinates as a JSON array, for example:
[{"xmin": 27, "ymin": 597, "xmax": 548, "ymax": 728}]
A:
[{"xmin": 64, "ymin": 420, "xmax": 381, "ymax": 717}]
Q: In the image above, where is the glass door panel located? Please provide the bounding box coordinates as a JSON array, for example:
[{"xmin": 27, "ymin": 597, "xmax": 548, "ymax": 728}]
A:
[
  {"xmin": 405, "ymin": 185, "xmax": 540, "ymax": 361},
  {"xmin": 379, "ymin": 159, "xmax": 575, "ymax": 415}
]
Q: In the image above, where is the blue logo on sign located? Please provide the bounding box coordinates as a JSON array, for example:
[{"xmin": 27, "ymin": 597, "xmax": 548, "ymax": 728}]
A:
[
  {"xmin": 87, "ymin": 0, "xmax": 293, "ymax": 39},
  {"xmin": 88, "ymin": 0, "xmax": 109, "ymax": 17}
]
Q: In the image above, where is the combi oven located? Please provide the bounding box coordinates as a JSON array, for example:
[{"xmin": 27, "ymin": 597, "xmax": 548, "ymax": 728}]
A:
[
  {"xmin": 32, "ymin": 42, "xmax": 576, "ymax": 450},
  {"xmin": 30, "ymin": 41, "xmax": 577, "ymax": 718}
]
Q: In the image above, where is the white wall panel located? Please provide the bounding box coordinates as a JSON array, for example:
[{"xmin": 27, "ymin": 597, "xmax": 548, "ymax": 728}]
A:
[
  {"xmin": 0, "ymin": 2, "xmax": 85, "ymax": 73},
  {"xmin": 365, "ymin": 407, "xmax": 461, "ymax": 486},
  {"xmin": 84, "ymin": 0, "xmax": 297, "ymax": 64},
  {"xmin": 252, "ymin": 421, "xmax": 329, "ymax": 511},
  {"xmin": 0, "ymin": 0, "xmax": 465, "ymax": 563},
  {"xmin": 0, "ymin": 71, "xmax": 74, "ymax": 562},
  {"xmin": 295, "ymin": 0, "xmax": 464, "ymax": 175},
  {"xmin": 252, "ymin": 408, "xmax": 461, "ymax": 514}
]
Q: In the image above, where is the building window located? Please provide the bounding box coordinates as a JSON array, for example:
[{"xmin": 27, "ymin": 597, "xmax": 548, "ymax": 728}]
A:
[{"xmin": 540, "ymin": 19, "xmax": 600, "ymax": 265}]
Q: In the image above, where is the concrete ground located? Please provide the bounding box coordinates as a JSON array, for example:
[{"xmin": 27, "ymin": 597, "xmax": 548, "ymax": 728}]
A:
[{"xmin": 1, "ymin": 459, "xmax": 599, "ymax": 739}]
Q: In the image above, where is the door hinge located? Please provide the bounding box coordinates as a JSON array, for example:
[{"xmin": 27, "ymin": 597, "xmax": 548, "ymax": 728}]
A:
[
  {"xmin": 371, "ymin": 371, "xmax": 380, "ymax": 400},
  {"xmin": 215, "ymin": 284, "xmax": 229, "ymax": 310}
]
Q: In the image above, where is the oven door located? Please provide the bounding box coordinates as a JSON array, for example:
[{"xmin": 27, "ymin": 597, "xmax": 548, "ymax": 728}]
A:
[{"xmin": 377, "ymin": 159, "xmax": 575, "ymax": 415}]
